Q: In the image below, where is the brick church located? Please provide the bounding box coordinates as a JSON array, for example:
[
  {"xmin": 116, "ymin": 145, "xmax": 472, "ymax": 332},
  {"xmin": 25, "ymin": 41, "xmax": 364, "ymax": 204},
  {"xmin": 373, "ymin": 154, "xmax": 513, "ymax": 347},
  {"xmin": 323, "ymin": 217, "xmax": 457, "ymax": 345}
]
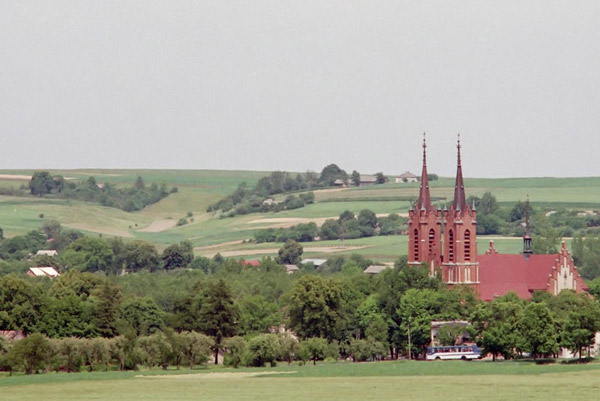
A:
[{"xmin": 408, "ymin": 136, "xmax": 588, "ymax": 301}]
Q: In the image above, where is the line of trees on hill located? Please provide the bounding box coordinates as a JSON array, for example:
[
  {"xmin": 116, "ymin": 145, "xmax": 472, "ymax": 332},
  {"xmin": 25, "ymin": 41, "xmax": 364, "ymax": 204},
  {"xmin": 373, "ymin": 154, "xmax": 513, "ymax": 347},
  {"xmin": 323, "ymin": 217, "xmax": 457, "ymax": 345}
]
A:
[
  {"xmin": 2, "ymin": 253, "xmax": 600, "ymax": 374},
  {"xmin": 27, "ymin": 172, "xmax": 177, "ymax": 212},
  {"xmin": 254, "ymin": 210, "xmax": 407, "ymax": 243}
]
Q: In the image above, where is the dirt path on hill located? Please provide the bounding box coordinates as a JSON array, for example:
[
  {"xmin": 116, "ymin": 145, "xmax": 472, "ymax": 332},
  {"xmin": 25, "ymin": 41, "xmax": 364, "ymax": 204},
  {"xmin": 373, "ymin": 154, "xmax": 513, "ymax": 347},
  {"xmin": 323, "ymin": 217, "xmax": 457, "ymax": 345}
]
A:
[
  {"xmin": 194, "ymin": 240, "xmax": 244, "ymax": 251},
  {"xmin": 137, "ymin": 219, "xmax": 178, "ymax": 233},
  {"xmin": 200, "ymin": 245, "xmax": 370, "ymax": 258},
  {"xmin": 0, "ymin": 174, "xmax": 34, "ymax": 180},
  {"xmin": 63, "ymin": 223, "xmax": 133, "ymax": 238}
]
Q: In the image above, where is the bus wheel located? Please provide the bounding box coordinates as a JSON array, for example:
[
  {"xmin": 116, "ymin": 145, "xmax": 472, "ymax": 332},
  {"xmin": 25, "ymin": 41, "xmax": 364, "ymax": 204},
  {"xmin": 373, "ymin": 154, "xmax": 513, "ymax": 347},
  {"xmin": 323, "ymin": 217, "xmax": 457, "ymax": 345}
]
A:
[
  {"xmin": 461, "ymin": 356, "xmax": 467, "ymax": 361},
  {"xmin": 435, "ymin": 357, "xmax": 441, "ymax": 360}
]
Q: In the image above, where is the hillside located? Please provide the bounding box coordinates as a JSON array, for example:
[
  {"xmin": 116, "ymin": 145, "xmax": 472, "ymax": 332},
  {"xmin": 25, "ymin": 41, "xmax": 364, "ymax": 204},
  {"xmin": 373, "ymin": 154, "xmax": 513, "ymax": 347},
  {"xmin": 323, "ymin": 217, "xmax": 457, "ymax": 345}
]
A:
[{"xmin": 0, "ymin": 169, "xmax": 598, "ymax": 261}]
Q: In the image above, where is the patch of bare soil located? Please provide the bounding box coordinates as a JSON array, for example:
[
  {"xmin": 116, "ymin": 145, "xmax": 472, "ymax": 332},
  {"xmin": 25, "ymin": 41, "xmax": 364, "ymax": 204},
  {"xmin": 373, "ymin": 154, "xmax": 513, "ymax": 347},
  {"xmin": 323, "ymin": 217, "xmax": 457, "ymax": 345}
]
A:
[
  {"xmin": 0, "ymin": 174, "xmax": 33, "ymax": 180},
  {"xmin": 137, "ymin": 219, "xmax": 178, "ymax": 233}
]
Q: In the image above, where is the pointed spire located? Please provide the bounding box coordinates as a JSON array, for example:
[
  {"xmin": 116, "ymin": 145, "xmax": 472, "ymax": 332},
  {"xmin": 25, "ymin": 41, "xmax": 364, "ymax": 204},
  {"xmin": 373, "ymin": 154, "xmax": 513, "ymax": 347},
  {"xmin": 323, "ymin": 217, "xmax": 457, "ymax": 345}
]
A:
[
  {"xmin": 416, "ymin": 133, "xmax": 432, "ymax": 211},
  {"xmin": 524, "ymin": 195, "xmax": 533, "ymax": 260},
  {"xmin": 452, "ymin": 134, "xmax": 467, "ymax": 211}
]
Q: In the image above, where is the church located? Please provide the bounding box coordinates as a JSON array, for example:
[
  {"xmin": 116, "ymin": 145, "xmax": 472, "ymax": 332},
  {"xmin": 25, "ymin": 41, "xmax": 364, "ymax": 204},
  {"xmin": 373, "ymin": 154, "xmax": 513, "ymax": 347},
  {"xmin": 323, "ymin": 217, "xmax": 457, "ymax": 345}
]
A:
[{"xmin": 408, "ymin": 136, "xmax": 589, "ymax": 301}]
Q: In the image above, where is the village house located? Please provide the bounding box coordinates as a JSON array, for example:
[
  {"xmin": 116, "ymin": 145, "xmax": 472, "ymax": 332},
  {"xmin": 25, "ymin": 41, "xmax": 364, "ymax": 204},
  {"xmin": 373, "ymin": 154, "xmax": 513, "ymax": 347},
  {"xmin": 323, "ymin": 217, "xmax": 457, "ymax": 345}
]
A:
[
  {"xmin": 26, "ymin": 266, "xmax": 60, "ymax": 278},
  {"xmin": 363, "ymin": 265, "xmax": 390, "ymax": 275},
  {"xmin": 35, "ymin": 249, "xmax": 58, "ymax": 257},
  {"xmin": 395, "ymin": 171, "xmax": 418, "ymax": 183}
]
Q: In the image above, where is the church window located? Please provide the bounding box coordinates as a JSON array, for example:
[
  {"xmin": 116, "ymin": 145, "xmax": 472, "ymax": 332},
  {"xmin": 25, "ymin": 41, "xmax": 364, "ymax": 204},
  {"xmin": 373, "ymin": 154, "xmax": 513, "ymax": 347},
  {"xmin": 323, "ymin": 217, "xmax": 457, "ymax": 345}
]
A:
[
  {"xmin": 413, "ymin": 229, "xmax": 419, "ymax": 260},
  {"xmin": 464, "ymin": 230, "xmax": 471, "ymax": 261},
  {"xmin": 428, "ymin": 229, "xmax": 435, "ymax": 256},
  {"xmin": 448, "ymin": 230, "xmax": 454, "ymax": 262}
]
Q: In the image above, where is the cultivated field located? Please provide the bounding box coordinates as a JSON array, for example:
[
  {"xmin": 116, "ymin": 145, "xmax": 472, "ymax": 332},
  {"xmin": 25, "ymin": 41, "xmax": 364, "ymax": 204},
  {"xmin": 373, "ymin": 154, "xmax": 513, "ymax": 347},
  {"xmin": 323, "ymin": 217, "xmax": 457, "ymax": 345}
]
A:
[
  {"xmin": 2, "ymin": 361, "xmax": 600, "ymax": 401},
  {"xmin": 0, "ymin": 169, "xmax": 596, "ymax": 260}
]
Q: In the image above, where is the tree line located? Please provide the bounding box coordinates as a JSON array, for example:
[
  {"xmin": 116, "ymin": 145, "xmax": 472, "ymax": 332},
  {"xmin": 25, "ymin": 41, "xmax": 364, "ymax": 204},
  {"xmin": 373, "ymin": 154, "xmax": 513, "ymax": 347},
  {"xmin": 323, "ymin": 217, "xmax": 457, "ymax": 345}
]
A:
[
  {"xmin": 28, "ymin": 172, "xmax": 177, "ymax": 212},
  {"xmin": 2, "ymin": 253, "xmax": 600, "ymax": 374},
  {"xmin": 254, "ymin": 209, "xmax": 407, "ymax": 243}
]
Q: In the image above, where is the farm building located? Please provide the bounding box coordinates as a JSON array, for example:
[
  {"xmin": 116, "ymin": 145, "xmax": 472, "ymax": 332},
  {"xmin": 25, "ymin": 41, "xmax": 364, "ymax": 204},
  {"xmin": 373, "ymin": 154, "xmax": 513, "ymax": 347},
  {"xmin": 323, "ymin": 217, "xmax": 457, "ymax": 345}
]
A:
[
  {"xmin": 0, "ymin": 330, "xmax": 26, "ymax": 341},
  {"xmin": 363, "ymin": 265, "xmax": 390, "ymax": 275},
  {"xmin": 26, "ymin": 266, "xmax": 60, "ymax": 278},
  {"xmin": 35, "ymin": 249, "xmax": 58, "ymax": 257},
  {"xmin": 285, "ymin": 264, "xmax": 300, "ymax": 274},
  {"xmin": 300, "ymin": 258, "xmax": 327, "ymax": 268},
  {"xmin": 408, "ymin": 136, "xmax": 588, "ymax": 301},
  {"xmin": 333, "ymin": 179, "xmax": 347, "ymax": 187},
  {"xmin": 395, "ymin": 171, "xmax": 418, "ymax": 183}
]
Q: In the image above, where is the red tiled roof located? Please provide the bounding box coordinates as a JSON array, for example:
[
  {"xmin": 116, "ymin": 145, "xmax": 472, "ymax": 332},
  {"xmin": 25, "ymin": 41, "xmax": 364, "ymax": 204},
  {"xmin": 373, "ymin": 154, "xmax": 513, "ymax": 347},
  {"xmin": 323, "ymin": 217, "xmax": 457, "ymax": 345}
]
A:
[
  {"xmin": 478, "ymin": 254, "xmax": 557, "ymax": 301},
  {"xmin": 241, "ymin": 260, "xmax": 261, "ymax": 267}
]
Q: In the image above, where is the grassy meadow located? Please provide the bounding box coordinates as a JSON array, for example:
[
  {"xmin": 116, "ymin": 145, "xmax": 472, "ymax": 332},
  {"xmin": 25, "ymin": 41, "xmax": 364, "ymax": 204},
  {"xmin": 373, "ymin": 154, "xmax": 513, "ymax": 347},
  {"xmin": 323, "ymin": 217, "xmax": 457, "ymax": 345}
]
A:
[
  {"xmin": 3, "ymin": 360, "xmax": 600, "ymax": 401},
  {"xmin": 0, "ymin": 169, "xmax": 597, "ymax": 260}
]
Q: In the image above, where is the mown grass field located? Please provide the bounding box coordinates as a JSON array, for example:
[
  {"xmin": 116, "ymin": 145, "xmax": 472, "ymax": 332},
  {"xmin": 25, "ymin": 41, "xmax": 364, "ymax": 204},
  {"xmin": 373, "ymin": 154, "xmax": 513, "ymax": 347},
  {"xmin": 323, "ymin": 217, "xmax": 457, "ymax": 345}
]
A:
[
  {"xmin": 0, "ymin": 169, "xmax": 596, "ymax": 261},
  {"xmin": 2, "ymin": 360, "xmax": 600, "ymax": 401}
]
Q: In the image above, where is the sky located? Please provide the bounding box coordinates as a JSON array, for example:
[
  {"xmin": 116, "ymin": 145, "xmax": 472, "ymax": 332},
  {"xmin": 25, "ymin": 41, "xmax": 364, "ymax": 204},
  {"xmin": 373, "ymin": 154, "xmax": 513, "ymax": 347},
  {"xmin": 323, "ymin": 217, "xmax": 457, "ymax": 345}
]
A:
[{"xmin": 1, "ymin": 1, "xmax": 599, "ymax": 177}]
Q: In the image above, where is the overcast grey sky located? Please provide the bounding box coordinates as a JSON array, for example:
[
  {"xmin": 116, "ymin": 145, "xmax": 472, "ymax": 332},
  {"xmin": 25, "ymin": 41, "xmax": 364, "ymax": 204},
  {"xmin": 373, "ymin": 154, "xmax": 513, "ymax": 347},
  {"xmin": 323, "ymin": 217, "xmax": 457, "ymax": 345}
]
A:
[{"xmin": 1, "ymin": 1, "xmax": 599, "ymax": 177}]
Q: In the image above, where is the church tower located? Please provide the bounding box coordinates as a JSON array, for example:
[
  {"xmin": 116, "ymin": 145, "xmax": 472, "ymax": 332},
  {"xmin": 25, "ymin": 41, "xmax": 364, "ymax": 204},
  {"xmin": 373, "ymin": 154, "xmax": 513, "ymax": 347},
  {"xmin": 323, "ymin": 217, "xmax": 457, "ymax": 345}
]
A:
[
  {"xmin": 523, "ymin": 196, "xmax": 533, "ymax": 260},
  {"xmin": 408, "ymin": 134, "xmax": 442, "ymax": 275},
  {"xmin": 442, "ymin": 136, "xmax": 479, "ymax": 288}
]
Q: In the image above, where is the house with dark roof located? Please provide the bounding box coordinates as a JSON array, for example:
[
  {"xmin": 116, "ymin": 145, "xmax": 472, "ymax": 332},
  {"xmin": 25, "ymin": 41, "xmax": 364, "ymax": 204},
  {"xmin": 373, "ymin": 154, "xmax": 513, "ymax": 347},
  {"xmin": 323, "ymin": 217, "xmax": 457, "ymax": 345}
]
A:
[{"xmin": 408, "ymin": 134, "xmax": 588, "ymax": 301}]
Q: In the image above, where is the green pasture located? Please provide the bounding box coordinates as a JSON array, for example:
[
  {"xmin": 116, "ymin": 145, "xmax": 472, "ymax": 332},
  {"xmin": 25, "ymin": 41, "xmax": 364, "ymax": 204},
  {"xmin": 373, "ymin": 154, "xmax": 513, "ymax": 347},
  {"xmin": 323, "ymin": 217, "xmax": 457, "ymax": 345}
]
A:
[
  {"xmin": 0, "ymin": 169, "xmax": 596, "ymax": 255},
  {"xmin": 3, "ymin": 361, "xmax": 600, "ymax": 401}
]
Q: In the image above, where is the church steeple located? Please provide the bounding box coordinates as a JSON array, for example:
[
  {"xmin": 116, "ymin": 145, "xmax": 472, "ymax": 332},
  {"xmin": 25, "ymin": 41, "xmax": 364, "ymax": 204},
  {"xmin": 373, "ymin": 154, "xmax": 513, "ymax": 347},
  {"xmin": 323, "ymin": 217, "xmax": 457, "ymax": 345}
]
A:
[
  {"xmin": 452, "ymin": 135, "xmax": 467, "ymax": 211},
  {"xmin": 407, "ymin": 134, "xmax": 442, "ymax": 271},
  {"xmin": 416, "ymin": 133, "xmax": 432, "ymax": 211},
  {"xmin": 523, "ymin": 196, "xmax": 533, "ymax": 260}
]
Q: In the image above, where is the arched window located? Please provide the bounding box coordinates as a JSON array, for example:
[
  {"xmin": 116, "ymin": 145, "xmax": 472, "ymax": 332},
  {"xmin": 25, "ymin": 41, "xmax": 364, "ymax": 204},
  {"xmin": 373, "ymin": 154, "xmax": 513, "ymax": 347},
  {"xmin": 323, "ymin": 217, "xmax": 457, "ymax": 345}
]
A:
[
  {"xmin": 429, "ymin": 229, "xmax": 435, "ymax": 256},
  {"xmin": 448, "ymin": 230, "xmax": 454, "ymax": 262},
  {"xmin": 464, "ymin": 230, "xmax": 471, "ymax": 261},
  {"xmin": 413, "ymin": 229, "xmax": 419, "ymax": 260}
]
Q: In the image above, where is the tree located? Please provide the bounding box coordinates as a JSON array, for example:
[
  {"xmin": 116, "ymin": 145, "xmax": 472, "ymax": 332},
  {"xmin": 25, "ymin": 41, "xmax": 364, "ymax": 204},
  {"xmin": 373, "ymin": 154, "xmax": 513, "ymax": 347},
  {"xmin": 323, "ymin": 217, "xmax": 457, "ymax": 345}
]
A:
[
  {"xmin": 560, "ymin": 299, "xmax": 600, "ymax": 360},
  {"xmin": 197, "ymin": 280, "xmax": 239, "ymax": 364},
  {"xmin": 162, "ymin": 241, "xmax": 194, "ymax": 271},
  {"xmin": 469, "ymin": 294, "xmax": 524, "ymax": 361},
  {"xmin": 8, "ymin": 333, "xmax": 51, "ymax": 374},
  {"xmin": 532, "ymin": 229, "xmax": 560, "ymax": 254},
  {"xmin": 277, "ymin": 240, "xmax": 303, "ymax": 265},
  {"xmin": 29, "ymin": 172, "xmax": 54, "ymax": 196},
  {"xmin": 93, "ymin": 281, "xmax": 123, "ymax": 337},
  {"xmin": 61, "ymin": 237, "xmax": 114, "ymax": 273},
  {"xmin": 121, "ymin": 240, "xmax": 160, "ymax": 273},
  {"xmin": 180, "ymin": 331, "xmax": 213, "ymax": 368},
  {"xmin": 357, "ymin": 209, "xmax": 377, "ymax": 237},
  {"xmin": 319, "ymin": 164, "xmax": 347, "ymax": 186},
  {"xmin": 223, "ymin": 336, "xmax": 246, "ymax": 368},
  {"xmin": 519, "ymin": 302, "xmax": 558, "ymax": 358},
  {"xmin": 278, "ymin": 336, "xmax": 299, "ymax": 365},
  {"xmin": 134, "ymin": 176, "xmax": 146, "ymax": 190},
  {"xmin": 351, "ymin": 170, "xmax": 360, "ymax": 187},
  {"xmin": 120, "ymin": 297, "xmax": 165, "ymax": 336},
  {"xmin": 298, "ymin": 337, "xmax": 328, "ymax": 365},
  {"xmin": 479, "ymin": 192, "xmax": 499, "ymax": 215},
  {"xmin": 287, "ymin": 275, "xmax": 346, "ymax": 341},
  {"xmin": 320, "ymin": 219, "xmax": 340, "ymax": 240},
  {"xmin": 238, "ymin": 295, "xmax": 281, "ymax": 335},
  {"xmin": 243, "ymin": 334, "xmax": 280, "ymax": 367},
  {"xmin": 42, "ymin": 219, "xmax": 62, "ymax": 240},
  {"xmin": 57, "ymin": 337, "xmax": 83, "ymax": 373},
  {"xmin": 509, "ymin": 201, "xmax": 527, "ymax": 222},
  {"xmin": 375, "ymin": 172, "xmax": 387, "ymax": 184}
]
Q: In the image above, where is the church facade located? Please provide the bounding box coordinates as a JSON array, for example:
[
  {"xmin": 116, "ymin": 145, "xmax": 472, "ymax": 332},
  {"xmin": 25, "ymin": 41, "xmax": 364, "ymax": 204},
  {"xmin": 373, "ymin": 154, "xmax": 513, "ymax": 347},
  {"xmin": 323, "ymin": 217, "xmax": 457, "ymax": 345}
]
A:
[{"xmin": 408, "ymin": 136, "xmax": 588, "ymax": 301}]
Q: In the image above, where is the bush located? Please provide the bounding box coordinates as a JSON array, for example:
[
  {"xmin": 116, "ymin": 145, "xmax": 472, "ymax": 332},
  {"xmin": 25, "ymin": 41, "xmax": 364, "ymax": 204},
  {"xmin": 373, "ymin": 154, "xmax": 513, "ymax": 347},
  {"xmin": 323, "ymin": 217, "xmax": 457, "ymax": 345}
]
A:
[{"xmin": 243, "ymin": 334, "xmax": 280, "ymax": 367}]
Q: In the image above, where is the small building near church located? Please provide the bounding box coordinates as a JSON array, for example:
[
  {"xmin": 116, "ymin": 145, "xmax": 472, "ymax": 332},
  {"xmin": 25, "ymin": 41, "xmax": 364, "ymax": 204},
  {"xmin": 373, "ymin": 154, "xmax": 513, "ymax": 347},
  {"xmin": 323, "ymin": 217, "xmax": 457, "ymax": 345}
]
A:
[
  {"xmin": 363, "ymin": 265, "xmax": 390, "ymax": 275},
  {"xmin": 285, "ymin": 264, "xmax": 300, "ymax": 274}
]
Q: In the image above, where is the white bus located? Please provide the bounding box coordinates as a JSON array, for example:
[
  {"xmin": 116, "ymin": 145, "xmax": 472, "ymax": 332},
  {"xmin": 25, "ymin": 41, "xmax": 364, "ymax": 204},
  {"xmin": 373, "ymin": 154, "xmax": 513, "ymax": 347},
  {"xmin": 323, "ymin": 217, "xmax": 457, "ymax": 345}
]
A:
[{"xmin": 426, "ymin": 345, "xmax": 481, "ymax": 361}]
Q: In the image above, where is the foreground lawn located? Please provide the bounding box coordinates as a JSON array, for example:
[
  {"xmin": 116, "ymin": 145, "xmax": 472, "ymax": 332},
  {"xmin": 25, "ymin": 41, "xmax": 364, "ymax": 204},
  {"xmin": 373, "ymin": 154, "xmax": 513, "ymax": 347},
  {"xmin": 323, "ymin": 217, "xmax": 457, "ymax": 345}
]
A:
[
  {"xmin": 3, "ymin": 360, "xmax": 600, "ymax": 401},
  {"xmin": 4, "ymin": 367, "xmax": 600, "ymax": 401}
]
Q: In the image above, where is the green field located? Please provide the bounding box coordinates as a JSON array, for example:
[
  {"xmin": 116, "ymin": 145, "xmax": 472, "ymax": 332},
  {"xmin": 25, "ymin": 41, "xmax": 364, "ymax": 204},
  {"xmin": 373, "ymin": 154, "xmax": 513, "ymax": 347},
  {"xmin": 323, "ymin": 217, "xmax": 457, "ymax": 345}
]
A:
[
  {"xmin": 0, "ymin": 170, "xmax": 596, "ymax": 260},
  {"xmin": 3, "ymin": 361, "xmax": 600, "ymax": 401}
]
